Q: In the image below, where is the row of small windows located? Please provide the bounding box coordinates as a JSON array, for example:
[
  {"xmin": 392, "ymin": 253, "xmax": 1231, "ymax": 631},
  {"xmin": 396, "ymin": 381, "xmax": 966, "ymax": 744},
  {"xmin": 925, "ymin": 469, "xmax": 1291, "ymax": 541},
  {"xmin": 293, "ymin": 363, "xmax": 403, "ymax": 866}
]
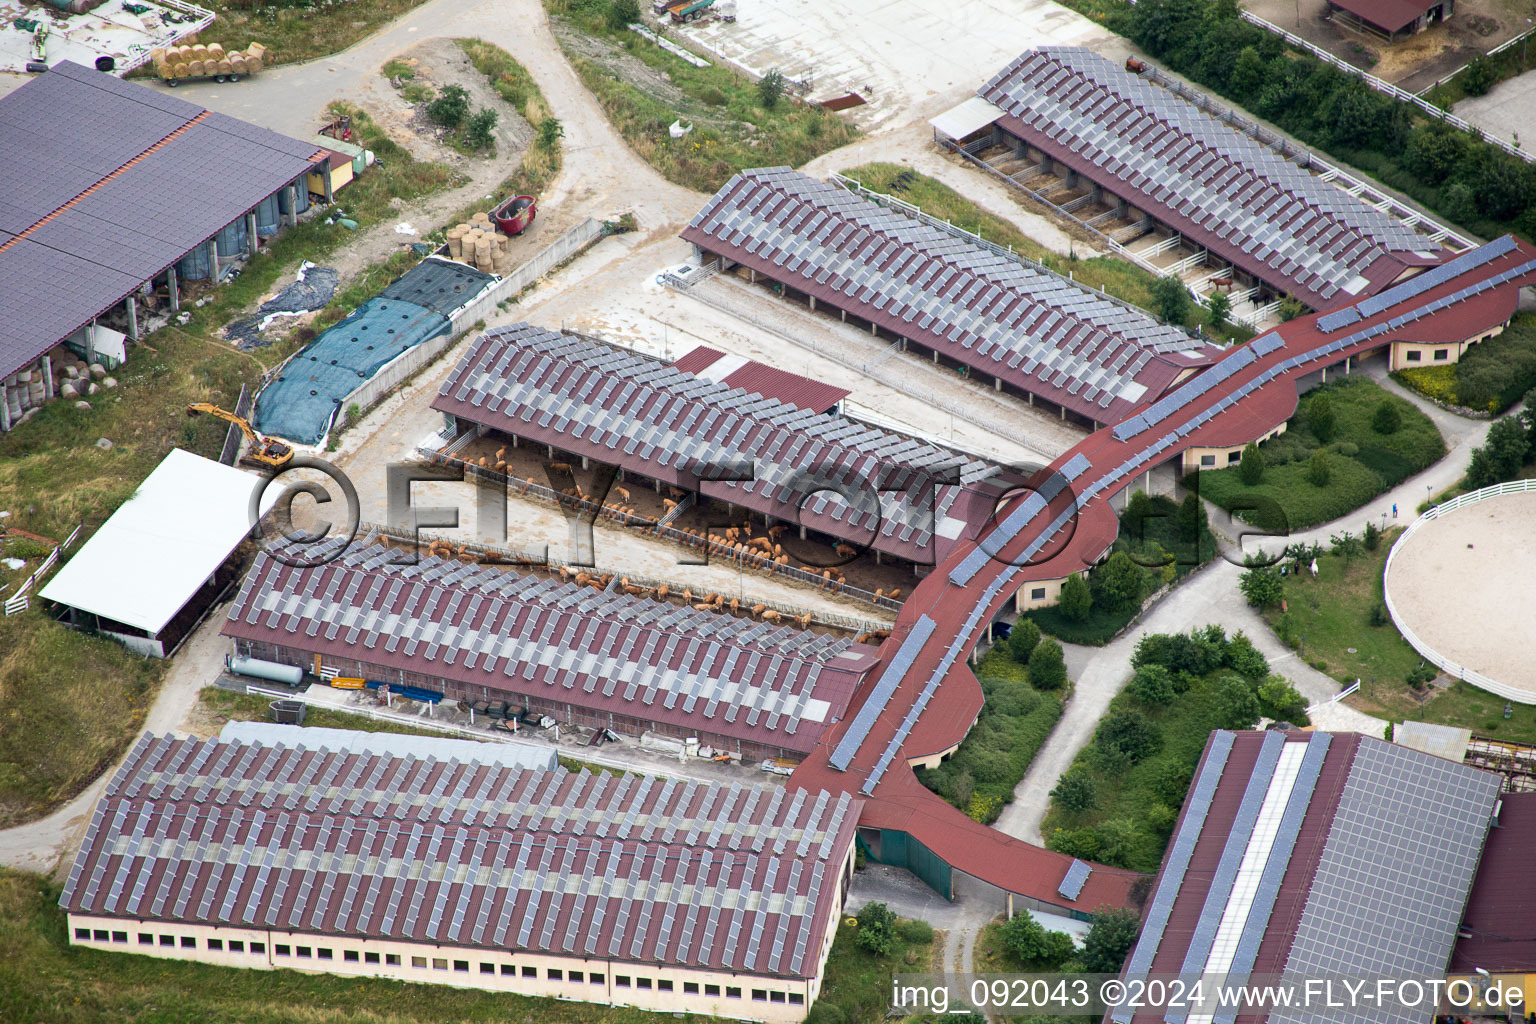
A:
[
  {"xmin": 75, "ymin": 928, "xmax": 265, "ymax": 956},
  {"xmin": 74, "ymin": 929, "xmax": 803, "ymax": 1005},
  {"xmin": 1402, "ymin": 348, "xmax": 1450, "ymax": 362}
]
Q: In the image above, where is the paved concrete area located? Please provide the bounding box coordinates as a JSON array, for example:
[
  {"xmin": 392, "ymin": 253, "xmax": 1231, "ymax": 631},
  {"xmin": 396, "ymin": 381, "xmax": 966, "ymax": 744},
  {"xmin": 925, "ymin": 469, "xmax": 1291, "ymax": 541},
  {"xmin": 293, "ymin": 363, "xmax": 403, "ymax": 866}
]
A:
[{"xmin": 1456, "ymin": 66, "xmax": 1536, "ymax": 151}]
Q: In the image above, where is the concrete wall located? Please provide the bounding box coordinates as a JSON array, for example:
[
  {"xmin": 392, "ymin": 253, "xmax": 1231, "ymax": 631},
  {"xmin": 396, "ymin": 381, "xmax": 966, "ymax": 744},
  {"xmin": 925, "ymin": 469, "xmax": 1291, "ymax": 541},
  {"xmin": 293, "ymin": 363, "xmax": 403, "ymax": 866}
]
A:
[
  {"xmin": 65, "ymin": 910, "xmax": 821, "ymax": 1023},
  {"xmin": 1389, "ymin": 323, "xmax": 1502, "ymax": 371},
  {"xmin": 1179, "ymin": 423, "xmax": 1287, "ymax": 475},
  {"xmin": 1011, "ymin": 572, "xmax": 1084, "ymax": 613}
]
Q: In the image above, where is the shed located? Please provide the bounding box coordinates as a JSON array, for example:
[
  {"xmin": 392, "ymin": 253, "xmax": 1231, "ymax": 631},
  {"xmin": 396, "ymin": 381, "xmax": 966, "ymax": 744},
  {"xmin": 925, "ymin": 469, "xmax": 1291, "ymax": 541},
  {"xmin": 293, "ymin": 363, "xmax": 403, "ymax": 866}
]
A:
[
  {"xmin": 1327, "ymin": 0, "xmax": 1456, "ymax": 40},
  {"xmin": 40, "ymin": 448, "xmax": 267, "ymax": 657}
]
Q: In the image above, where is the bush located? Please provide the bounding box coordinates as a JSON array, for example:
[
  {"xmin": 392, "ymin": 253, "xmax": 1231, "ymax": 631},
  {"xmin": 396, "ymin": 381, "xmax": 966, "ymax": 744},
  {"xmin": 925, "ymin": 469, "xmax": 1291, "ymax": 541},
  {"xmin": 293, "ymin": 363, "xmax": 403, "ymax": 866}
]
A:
[
  {"xmin": 1058, "ymin": 574, "xmax": 1092, "ymax": 621},
  {"xmin": 1128, "ymin": 663, "xmax": 1176, "ymax": 707},
  {"xmin": 897, "ymin": 919, "xmax": 935, "ymax": 945},
  {"xmin": 855, "ymin": 902, "xmax": 896, "ymax": 956},
  {"xmin": 758, "ymin": 69, "xmax": 787, "ymax": 109},
  {"xmin": 1307, "ymin": 449, "xmax": 1332, "ymax": 487},
  {"xmin": 1003, "ymin": 913, "xmax": 1076, "ymax": 969},
  {"xmin": 1008, "ymin": 618, "xmax": 1041, "ymax": 664},
  {"xmin": 1090, "ymin": 550, "xmax": 1145, "ymax": 614},
  {"xmin": 1465, "ymin": 414, "xmax": 1532, "ymax": 489},
  {"xmin": 1308, "ymin": 395, "xmax": 1336, "ymax": 443},
  {"xmin": 805, "ymin": 1003, "xmax": 848, "ymax": 1024},
  {"xmin": 1371, "ymin": 399, "xmax": 1401, "ymax": 435},
  {"xmin": 1258, "ymin": 677, "xmax": 1308, "ymax": 723},
  {"xmin": 1029, "ymin": 638, "xmax": 1068, "ymax": 691},
  {"xmin": 1051, "ymin": 769, "xmax": 1098, "ymax": 813},
  {"xmin": 1081, "ymin": 908, "xmax": 1141, "ymax": 973},
  {"xmin": 1239, "ymin": 441, "xmax": 1265, "ymax": 484},
  {"xmin": 427, "ymin": 84, "xmax": 470, "ymax": 128},
  {"xmin": 538, "ymin": 116, "xmax": 564, "ymax": 150},
  {"xmin": 1095, "ymin": 709, "xmax": 1162, "ymax": 765},
  {"xmin": 463, "ymin": 107, "xmax": 499, "ymax": 150},
  {"xmin": 1206, "ymin": 674, "xmax": 1261, "ymax": 730},
  {"xmin": 1240, "ymin": 564, "xmax": 1284, "ymax": 608},
  {"xmin": 605, "ymin": 0, "xmax": 640, "ymax": 29},
  {"xmin": 1177, "ymin": 491, "xmax": 1206, "ymax": 544}
]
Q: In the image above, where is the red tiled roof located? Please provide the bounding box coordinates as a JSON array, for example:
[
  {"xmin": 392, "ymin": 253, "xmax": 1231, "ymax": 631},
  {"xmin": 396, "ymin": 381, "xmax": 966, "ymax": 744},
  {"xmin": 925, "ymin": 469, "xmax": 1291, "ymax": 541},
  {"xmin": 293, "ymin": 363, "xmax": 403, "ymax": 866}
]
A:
[
  {"xmin": 977, "ymin": 49, "xmax": 1442, "ymax": 311},
  {"xmin": 683, "ymin": 169, "xmax": 1222, "ymax": 425},
  {"xmin": 673, "ymin": 345, "xmax": 851, "ymax": 414},
  {"xmin": 785, "ymin": 236, "xmax": 1536, "ymax": 915},
  {"xmin": 432, "ymin": 324, "xmax": 1002, "ymax": 564},
  {"xmin": 60, "ymin": 732, "xmax": 861, "ymax": 978},
  {"xmin": 222, "ymin": 538, "xmax": 878, "ymax": 757},
  {"xmin": 1329, "ymin": 0, "xmax": 1437, "ymax": 33},
  {"xmin": 1451, "ymin": 791, "xmax": 1536, "ymax": 974}
]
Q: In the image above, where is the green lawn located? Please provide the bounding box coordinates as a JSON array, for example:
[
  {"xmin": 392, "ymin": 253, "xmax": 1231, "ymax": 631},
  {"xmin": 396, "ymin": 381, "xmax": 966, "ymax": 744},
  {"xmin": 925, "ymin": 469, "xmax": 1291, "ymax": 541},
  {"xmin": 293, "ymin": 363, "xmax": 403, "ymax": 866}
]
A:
[
  {"xmin": 817, "ymin": 913, "xmax": 941, "ymax": 1024},
  {"xmin": 190, "ymin": 0, "xmax": 435, "ymax": 68},
  {"xmin": 1261, "ymin": 534, "xmax": 1536, "ymax": 745},
  {"xmin": 0, "ymin": 870, "xmax": 689, "ymax": 1024},
  {"xmin": 548, "ymin": 1, "xmax": 858, "ymax": 192},
  {"xmin": 838, "ymin": 164, "xmax": 1253, "ymax": 344},
  {"xmin": 1194, "ymin": 377, "xmax": 1444, "ymax": 533},
  {"xmin": 915, "ymin": 649, "xmax": 1064, "ymax": 823}
]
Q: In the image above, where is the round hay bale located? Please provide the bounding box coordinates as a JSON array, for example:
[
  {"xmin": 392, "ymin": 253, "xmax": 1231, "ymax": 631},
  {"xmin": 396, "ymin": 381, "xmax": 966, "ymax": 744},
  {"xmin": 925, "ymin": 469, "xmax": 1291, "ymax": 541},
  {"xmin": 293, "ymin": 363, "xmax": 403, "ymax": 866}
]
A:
[
  {"xmin": 206, "ymin": 42, "xmax": 224, "ymax": 59},
  {"xmin": 174, "ymin": 62, "xmax": 190, "ymax": 78},
  {"xmin": 188, "ymin": 60, "xmax": 204, "ymax": 77},
  {"xmin": 190, "ymin": 44, "xmax": 208, "ymax": 62},
  {"xmin": 217, "ymin": 59, "xmax": 232, "ymax": 76}
]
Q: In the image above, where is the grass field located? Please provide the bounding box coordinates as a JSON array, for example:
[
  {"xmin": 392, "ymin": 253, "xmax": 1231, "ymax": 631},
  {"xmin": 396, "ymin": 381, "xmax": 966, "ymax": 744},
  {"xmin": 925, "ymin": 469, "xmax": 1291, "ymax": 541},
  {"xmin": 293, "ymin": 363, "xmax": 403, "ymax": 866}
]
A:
[
  {"xmin": 1262, "ymin": 532, "xmax": 1536, "ymax": 745},
  {"xmin": 548, "ymin": 1, "xmax": 858, "ymax": 192},
  {"xmin": 915, "ymin": 650, "xmax": 1064, "ymax": 823},
  {"xmin": 0, "ymin": 869, "xmax": 689, "ymax": 1024},
  {"xmin": 818, "ymin": 913, "xmax": 942, "ymax": 1024},
  {"xmin": 838, "ymin": 164, "xmax": 1254, "ymax": 344},
  {"xmin": 0, "ymin": 108, "xmax": 460, "ymax": 826},
  {"xmin": 454, "ymin": 39, "xmax": 564, "ymax": 205},
  {"xmin": 1194, "ymin": 377, "xmax": 1444, "ymax": 533},
  {"xmin": 192, "ymin": 0, "xmax": 434, "ymax": 68}
]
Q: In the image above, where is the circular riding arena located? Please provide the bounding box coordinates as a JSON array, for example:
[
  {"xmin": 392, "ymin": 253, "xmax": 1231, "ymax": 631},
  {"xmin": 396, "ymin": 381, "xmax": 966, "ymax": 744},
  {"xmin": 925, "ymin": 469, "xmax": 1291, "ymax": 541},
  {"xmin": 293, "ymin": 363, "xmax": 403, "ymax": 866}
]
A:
[{"xmin": 1384, "ymin": 482, "xmax": 1536, "ymax": 703}]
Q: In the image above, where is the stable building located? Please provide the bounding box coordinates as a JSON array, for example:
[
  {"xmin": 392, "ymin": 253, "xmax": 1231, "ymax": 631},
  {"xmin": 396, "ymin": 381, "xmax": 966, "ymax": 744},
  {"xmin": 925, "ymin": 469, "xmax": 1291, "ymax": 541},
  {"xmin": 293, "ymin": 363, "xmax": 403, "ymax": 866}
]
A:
[
  {"xmin": 0, "ymin": 61, "xmax": 331, "ymax": 431},
  {"xmin": 682, "ymin": 168, "xmax": 1222, "ymax": 431},
  {"xmin": 1110, "ymin": 730, "xmax": 1503, "ymax": 1024},
  {"xmin": 223, "ymin": 534, "xmax": 880, "ymax": 762},
  {"xmin": 1328, "ymin": 0, "xmax": 1456, "ymax": 41},
  {"xmin": 61, "ymin": 729, "xmax": 861, "ymax": 1024},
  {"xmin": 40, "ymin": 448, "xmax": 266, "ymax": 658}
]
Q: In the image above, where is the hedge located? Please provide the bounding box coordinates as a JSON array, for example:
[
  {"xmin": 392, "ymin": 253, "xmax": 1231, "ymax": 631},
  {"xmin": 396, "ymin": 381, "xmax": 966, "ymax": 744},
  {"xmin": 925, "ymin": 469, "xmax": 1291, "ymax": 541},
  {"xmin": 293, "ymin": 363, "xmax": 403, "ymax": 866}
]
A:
[{"xmin": 1392, "ymin": 314, "xmax": 1536, "ymax": 414}]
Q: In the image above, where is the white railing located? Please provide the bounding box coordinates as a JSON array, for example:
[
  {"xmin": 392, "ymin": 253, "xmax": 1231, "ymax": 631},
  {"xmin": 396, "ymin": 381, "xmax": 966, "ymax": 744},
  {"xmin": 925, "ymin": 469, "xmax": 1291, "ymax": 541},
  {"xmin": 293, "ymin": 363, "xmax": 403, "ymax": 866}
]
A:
[
  {"xmin": 1238, "ymin": 9, "xmax": 1533, "ymax": 166},
  {"xmin": 1383, "ymin": 479, "xmax": 1536, "ymax": 703},
  {"xmin": 1305, "ymin": 678, "xmax": 1360, "ymax": 714},
  {"xmin": 3, "ymin": 522, "xmax": 82, "ymax": 616}
]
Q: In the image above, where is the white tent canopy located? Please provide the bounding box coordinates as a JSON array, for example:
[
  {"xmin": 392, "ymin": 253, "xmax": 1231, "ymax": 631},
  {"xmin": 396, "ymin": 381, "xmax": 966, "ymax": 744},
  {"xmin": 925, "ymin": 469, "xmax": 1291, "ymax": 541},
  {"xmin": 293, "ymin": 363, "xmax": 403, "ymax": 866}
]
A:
[{"xmin": 42, "ymin": 448, "xmax": 266, "ymax": 635}]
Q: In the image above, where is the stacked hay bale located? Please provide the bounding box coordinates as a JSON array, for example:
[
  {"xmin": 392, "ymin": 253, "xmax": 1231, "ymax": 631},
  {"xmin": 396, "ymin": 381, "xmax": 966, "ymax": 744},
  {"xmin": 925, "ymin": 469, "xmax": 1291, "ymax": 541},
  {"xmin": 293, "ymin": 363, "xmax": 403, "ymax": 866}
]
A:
[
  {"xmin": 446, "ymin": 216, "xmax": 512, "ymax": 275},
  {"xmin": 152, "ymin": 41, "xmax": 267, "ymax": 81}
]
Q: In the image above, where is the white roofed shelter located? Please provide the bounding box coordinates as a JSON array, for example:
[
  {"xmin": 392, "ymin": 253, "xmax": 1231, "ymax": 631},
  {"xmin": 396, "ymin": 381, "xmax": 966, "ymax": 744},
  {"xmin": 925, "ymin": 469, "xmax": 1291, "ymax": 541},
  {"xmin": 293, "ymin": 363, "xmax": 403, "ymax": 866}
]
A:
[{"xmin": 42, "ymin": 448, "xmax": 265, "ymax": 657}]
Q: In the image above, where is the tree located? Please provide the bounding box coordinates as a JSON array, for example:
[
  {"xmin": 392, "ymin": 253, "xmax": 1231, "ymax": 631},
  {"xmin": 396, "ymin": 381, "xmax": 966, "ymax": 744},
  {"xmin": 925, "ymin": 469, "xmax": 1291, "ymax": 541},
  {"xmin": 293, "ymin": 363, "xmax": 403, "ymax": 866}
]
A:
[
  {"xmin": 1404, "ymin": 124, "xmax": 1470, "ymax": 186},
  {"xmin": 538, "ymin": 116, "xmax": 564, "ymax": 150},
  {"xmin": 1133, "ymin": 0, "xmax": 1209, "ymax": 57},
  {"xmin": 1330, "ymin": 529, "xmax": 1364, "ymax": 566},
  {"xmin": 606, "ymin": 0, "xmax": 641, "ymax": 29},
  {"xmin": 1363, "ymin": 519, "xmax": 1381, "ymax": 551},
  {"xmin": 1008, "ymin": 618, "xmax": 1041, "ymax": 664},
  {"xmin": 1051, "ymin": 769, "xmax": 1098, "ymax": 813},
  {"xmin": 1239, "ymin": 565, "xmax": 1283, "ymax": 608},
  {"xmin": 1462, "ymin": 54, "xmax": 1497, "ymax": 97},
  {"xmin": 1095, "ymin": 709, "xmax": 1162, "ymax": 764},
  {"xmin": 1091, "ymin": 551, "xmax": 1145, "ymax": 614},
  {"xmin": 1058, "ymin": 574, "xmax": 1092, "ymax": 622},
  {"xmin": 1307, "ymin": 449, "xmax": 1332, "ymax": 487},
  {"xmin": 855, "ymin": 902, "xmax": 896, "ymax": 956},
  {"xmin": 1406, "ymin": 663, "xmax": 1437, "ymax": 688},
  {"xmin": 1465, "ymin": 414, "xmax": 1532, "ymax": 488},
  {"xmin": 1278, "ymin": 295, "xmax": 1307, "ymax": 322},
  {"xmin": 1081, "ymin": 909, "xmax": 1141, "ymax": 973},
  {"xmin": 1094, "ymin": 817, "xmax": 1147, "ymax": 866},
  {"xmin": 1371, "ymin": 399, "xmax": 1402, "ymax": 435},
  {"xmin": 1128, "ymin": 663, "xmax": 1176, "ymax": 707},
  {"xmin": 1258, "ymin": 677, "xmax": 1307, "ymax": 722},
  {"xmin": 1228, "ymin": 46, "xmax": 1266, "ymax": 98},
  {"xmin": 1151, "ymin": 275, "xmax": 1192, "ymax": 326},
  {"xmin": 1238, "ymin": 441, "xmax": 1265, "ymax": 485},
  {"xmin": 1177, "ymin": 492, "xmax": 1207, "ymax": 544},
  {"xmin": 1208, "ymin": 674, "xmax": 1261, "ymax": 730},
  {"xmin": 1466, "ymin": 147, "xmax": 1535, "ymax": 221},
  {"xmin": 464, "ymin": 107, "xmax": 499, "ymax": 150},
  {"xmin": 1004, "ymin": 912, "xmax": 1076, "ymax": 968},
  {"xmin": 427, "ymin": 84, "xmax": 470, "ymax": 128},
  {"xmin": 1029, "ymin": 637, "xmax": 1068, "ymax": 691},
  {"xmin": 1205, "ymin": 291, "xmax": 1231, "ymax": 332},
  {"xmin": 1307, "ymin": 395, "xmax": 1336, "ymax": 443},
  {"xmin": 1324, "ymin": 86, "xmax": 1377, "ymax": 148},
  {"xmin": 1225, "ymin": 630, "xmax": 1270, "ymax": 679},
  {"xmin": 758, "ymin": 69, "xmax": 787, "ymax": 109}
]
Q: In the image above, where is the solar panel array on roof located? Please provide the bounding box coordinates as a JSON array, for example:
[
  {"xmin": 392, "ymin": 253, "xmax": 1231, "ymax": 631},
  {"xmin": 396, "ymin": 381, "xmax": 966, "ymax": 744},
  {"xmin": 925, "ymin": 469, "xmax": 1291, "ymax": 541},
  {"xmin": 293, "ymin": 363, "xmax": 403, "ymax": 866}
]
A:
[
  {"xmin": 0, "ymin": 62, "xmax": 323, "ymax": 383},
  {"xmin": 1271, "ymin": 741, "xmax": 1500, "ymax": 1024},
  {"xmin": 435, "ymin": 325, "xmax": 991, "ymax": 561},
  {"xmin": 1321, "ymin": 235, "xmax": 1520, "ymax": 329},
  {"xmin": 828, "ymin": 616, "xmax": 936, "ymax": 772},
  {"xmin": 226, "ymin": 537, "xmax": 863, "ymax": 753},
  {"xmin": 978, "ymin": 49, "xmax": 1435, "ymax": 306},
  {"xmin": 59, "ymin": 732, "xmax": 861, "ymax": 978},
  {"xmin": 684, "ymin": 168, "xmax": 1217, "ymax": 424}
]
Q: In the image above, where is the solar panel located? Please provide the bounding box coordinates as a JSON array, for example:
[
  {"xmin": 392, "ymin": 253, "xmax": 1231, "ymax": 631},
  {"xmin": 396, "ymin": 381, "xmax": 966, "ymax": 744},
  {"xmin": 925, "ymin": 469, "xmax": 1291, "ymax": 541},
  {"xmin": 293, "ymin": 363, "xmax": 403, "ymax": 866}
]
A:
[
  {"xmin": 1057, "ymin": 858, "xmax": 1091, "ymax": 900},
  {"xmin": 828, "ymin": 616, "xmax": 938, "ymax": 771}
]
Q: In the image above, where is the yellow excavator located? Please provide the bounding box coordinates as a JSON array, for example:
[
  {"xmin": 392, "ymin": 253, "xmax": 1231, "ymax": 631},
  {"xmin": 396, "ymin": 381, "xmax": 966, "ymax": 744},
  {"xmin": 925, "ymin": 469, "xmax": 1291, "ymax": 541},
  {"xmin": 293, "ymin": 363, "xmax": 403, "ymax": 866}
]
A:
[{"xmin": 186, "ymin": 403, "xmax": 293, "ymax": 469}]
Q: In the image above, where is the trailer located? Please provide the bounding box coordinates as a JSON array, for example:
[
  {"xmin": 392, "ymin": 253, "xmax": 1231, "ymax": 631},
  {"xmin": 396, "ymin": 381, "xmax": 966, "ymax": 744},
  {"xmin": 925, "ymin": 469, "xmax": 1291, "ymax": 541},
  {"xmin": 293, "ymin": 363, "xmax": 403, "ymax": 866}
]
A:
[
  {"xmin": 490, "ymin": 194, "xmax": 537, "ymax": 236},
  {"xmin": 152, "ymin": 41, "xmax": 266, "ymax": 86},
  {"xmin": 667, "ymin": 0, "xmax": 716, "ymax": 23}
]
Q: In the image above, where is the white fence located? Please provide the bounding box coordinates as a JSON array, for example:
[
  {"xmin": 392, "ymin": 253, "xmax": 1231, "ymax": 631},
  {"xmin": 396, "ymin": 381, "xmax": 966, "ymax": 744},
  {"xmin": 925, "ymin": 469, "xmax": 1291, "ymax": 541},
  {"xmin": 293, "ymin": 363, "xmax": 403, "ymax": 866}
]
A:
[
  {"xmin": 3, "ymin": 523, "xmax": 83, "ymax": 616},
  {"xmin": 1383, "ymin": 478, "xmax": 1536, "ymax": 704},
  {"xmin": 1238, "ymin": 9, "xmax": 1534, "ymax": 166}
]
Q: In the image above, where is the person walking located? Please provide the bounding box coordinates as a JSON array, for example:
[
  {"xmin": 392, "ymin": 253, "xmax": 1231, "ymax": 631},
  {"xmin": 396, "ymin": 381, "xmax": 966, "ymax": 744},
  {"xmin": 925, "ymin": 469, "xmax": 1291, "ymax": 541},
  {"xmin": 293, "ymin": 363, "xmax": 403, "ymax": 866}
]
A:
[{"xmin": 1392, "ymin": 503, "xmax": 1398, "ymax": 519}]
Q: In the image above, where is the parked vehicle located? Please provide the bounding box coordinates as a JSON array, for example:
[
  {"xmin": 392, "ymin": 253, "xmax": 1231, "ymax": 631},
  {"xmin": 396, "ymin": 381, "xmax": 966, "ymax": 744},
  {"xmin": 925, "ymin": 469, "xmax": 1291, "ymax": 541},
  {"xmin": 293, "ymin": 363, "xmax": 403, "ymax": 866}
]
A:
[
  {"xmin": 153, "ymin": 42, "xmax": 266, "ymax": 86},
  {"xmin": 759, "ymin": 758, "xmax": 798, "ymax": 776},
  {"xmin": 666, "ymin": 0, "xmax": 715, "ymax": 23},
  {"xmin": 490, "ymin": 195, "xmax": 537, "ymax": 236}
]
